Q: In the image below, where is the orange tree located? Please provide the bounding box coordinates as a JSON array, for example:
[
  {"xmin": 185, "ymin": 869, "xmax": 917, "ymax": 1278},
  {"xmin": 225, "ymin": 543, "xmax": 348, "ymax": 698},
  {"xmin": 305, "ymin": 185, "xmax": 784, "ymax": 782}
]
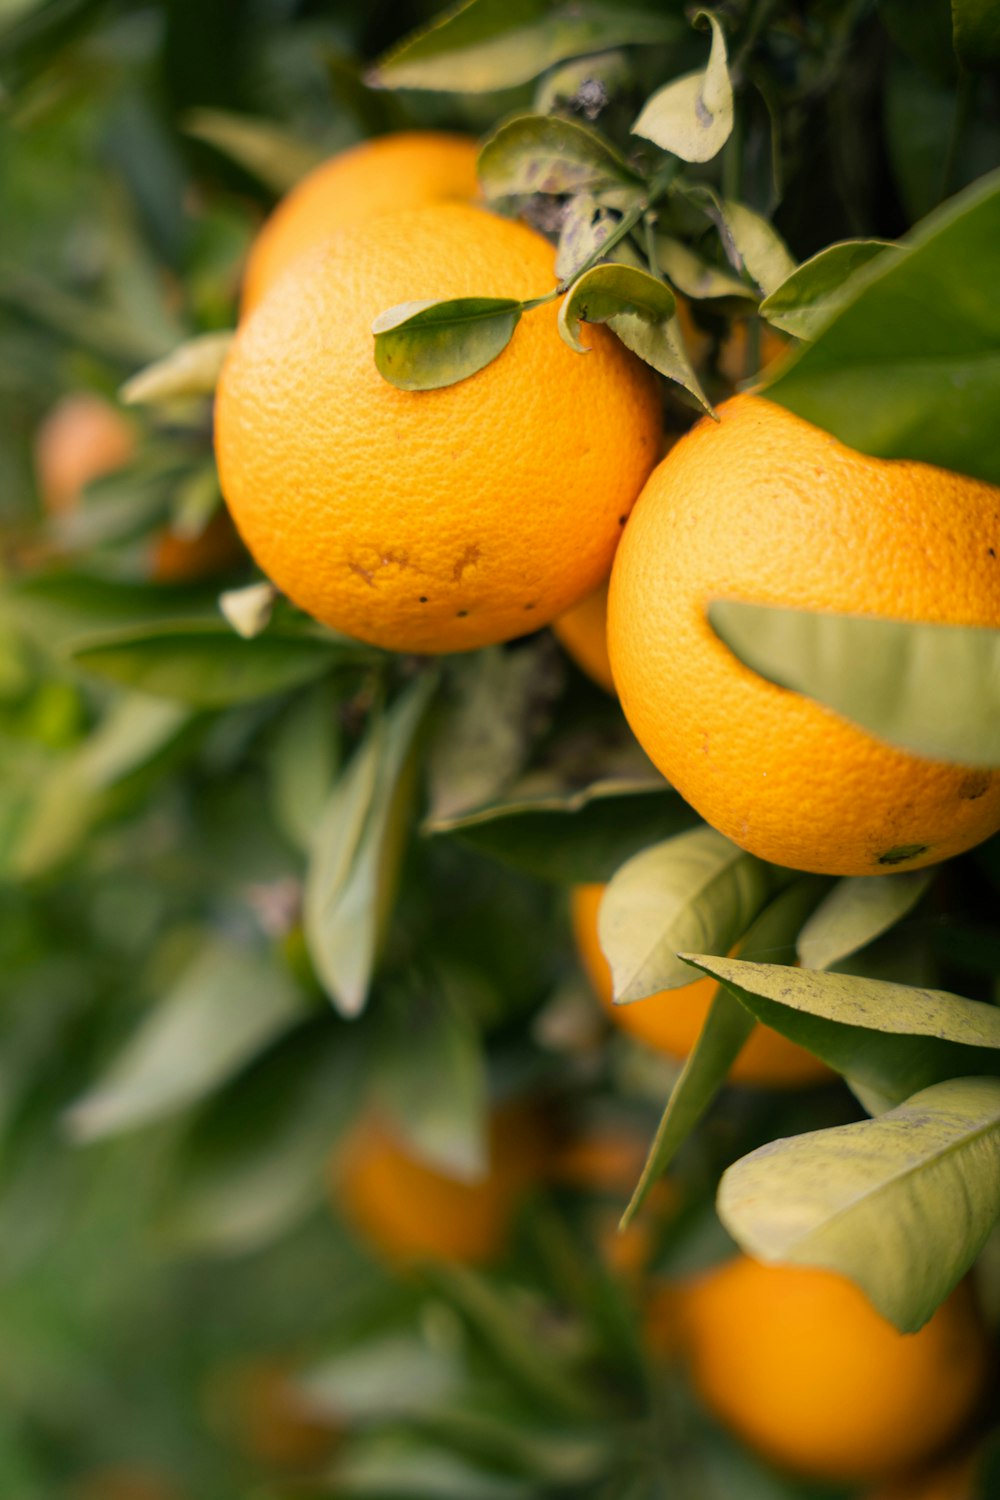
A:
[{"xmin": 2, "ymin": 0, "xmax": 1000, "ymax": 1496}]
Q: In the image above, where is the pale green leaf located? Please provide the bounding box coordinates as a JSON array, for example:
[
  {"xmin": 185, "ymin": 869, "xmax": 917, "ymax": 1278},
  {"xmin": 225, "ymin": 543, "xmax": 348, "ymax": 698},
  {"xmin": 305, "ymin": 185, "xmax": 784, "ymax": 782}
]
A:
[
  {"xmin": 709, "ymin": 601, "xmax": 1000, "ymax": 771},
  {"xmin": 654, "ymin": 234, "xmax": 756, "ymax": 303},
  {"xmin": 265, "ymin": 683, "xmax": 341, "ymax": 856},
  {"xmin": 631, "ymin": 12, "xmax": 733, "ymax": 163},
  {"xmin": 183, "ymin": 109, "xmax": 321, "ymax": 191},
  {"xmin": 66, "ymin": 940, "xmax": 306, "ymax": 1142},
  {"xmin": 555, "ymin": 193, "xmax": 617, "ymax": 282},
  {"xmin": 558, "ymin": 262, "xmax": 675, "ymax": 350},
  {"xmin": 534, "ymin": 49, "xmax": 631, "ymax": 116},
  {"xmin": 797, "ymin": 871, "xmax": 934, "ymax": 970},
  {"xmin": 718, "ymin": 1075, "xmax": 1000, "ymax": 1330},
  {"xmin": 373, "ymin": 297, "xmax": 522, "ymax": 392},
  {"xmin": 370, "ymin": 0, "xmax": 679, "ymax": 93},
  {"xmin": 120, "ymin": 331, "xmax": 234, "ymax": 406},
  {"xmin": 477, "ymin": 114, "xmax": 641, "ymax": 200},
  {"xmin": 680, "ymin": 954, "xmax": 1000, "ymax": 1106},
  {"xmin": 764, "ymin": 169, "xmax": 1000, "ymax": 484},
  {"xmin": 304, "ymin": 675, "xmax": 436, "ymax": 1016},
  {"xmin": 621, "ymin": 880, "xmax": 824, "ymax": 1226},
  {"xmin": 598, "ymin": 825, "xmax": 788, "ymax": 1001},
  {"xmin": 760, "ymin": 240, "xmax": 898, "ymax": 340}
]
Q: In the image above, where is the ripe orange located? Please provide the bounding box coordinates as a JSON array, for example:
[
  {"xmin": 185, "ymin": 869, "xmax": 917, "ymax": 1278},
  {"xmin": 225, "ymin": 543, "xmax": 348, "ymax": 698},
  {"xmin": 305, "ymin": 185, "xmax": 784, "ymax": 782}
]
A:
[
  {"xmin": 552, "ymin": 582, "xmax": 615, "ymax": 692},
  {"xmin": 216, "ymin": 203, "xmax": 661, "ymax": 653},
  {"xmin": 203, "ymin": 1357, "xmax": 339, "ymax": 1469},
  {"xmin": 35, "ymin": 393, "xmax": 135, "ymax": 517},
  {"xmin": 241, "ymin": 131, "xmax": 480, "ymax": 316},
  {"xmin": 678, "ymin": 1257, "xmax": 988, "ymax": 1482},
  {"xmin": 571, "ymin": 883, "xmax": 828, "ymax": 1086},
  {"xmin": 72, "ymin": 1469, "xmax": 181, "ymax": 1500},
  {"xmin": 335, "ymin": 1104, "xmax": 542, "ymax": 1264},
  {"xmin": 608, "ymin": 393, "xmax": 1000, "ymax": 876},
  {"xmin": 149, "ymin": 509, "xmax": 242, "ymax": 583}
]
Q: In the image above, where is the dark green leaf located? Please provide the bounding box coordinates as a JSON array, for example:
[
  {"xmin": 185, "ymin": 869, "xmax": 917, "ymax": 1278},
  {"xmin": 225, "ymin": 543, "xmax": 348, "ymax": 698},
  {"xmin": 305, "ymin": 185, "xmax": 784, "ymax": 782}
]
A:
[
  {"xmin": 304, "ymin": 675, "xmax": 436, "ymax": 1017},
  {"xmin": 760, "ymin": 240, "xmax": 898, "ymax": 340},
  {"xmin": 631, "ymin": 12, "xmax": 733, "ymax": 163},
  {"xmin": 370, "ymin": 0, "xmax": 679, "ymax": 93},
  {"xmin": 797, "ymin": 871, "xmax": 934, "ymax": 971},
  {"xmin": 477, "ymin": 115, "xmax": 642, "ymax": 200},
  {"xmin": 65, "ymin": 939, "xmax": 307, "ymax": 1142},
  {"xmin": 265, "ymin": 683, "xmax": 341, "ymax": 856},
  {"xmin": 953, "ymin": 0, "xmax": 1000, "ymax": 69},
  {"xmin": 373, "ymin": 298, "xmax": 523, "ymax": 392},
  {"xmin": 710, "ymin": 601, "xmax": 1000, "ymax": 769},
  {"xmin": 680, "ymin": 954, "xmax": 1000, "ymax": 1107},
  {"xmin": 718, "ymin": 1075, "xmax": 1000, "ymax": 1330},
  {"xmin": 600, "ymin": 825, "xmax": 789, "ymax": 1001},
  {"xmin": 764, "ymin": 169, "xmax": 1000, "ymax": 483},
  {"xmin": 621, "ymin": 880, "xmax": 824, "ymax": 1226}
]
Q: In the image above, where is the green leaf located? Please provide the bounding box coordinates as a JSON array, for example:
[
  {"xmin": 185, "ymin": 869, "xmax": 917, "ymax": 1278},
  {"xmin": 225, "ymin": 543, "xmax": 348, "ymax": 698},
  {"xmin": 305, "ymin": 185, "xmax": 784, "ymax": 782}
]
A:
[
  {"xmin": 706, "ymin": 196, "xmax": 797, "ymax": 297},
  {"xmin": 426, "ymin": 641, "xmax": 561, "ymax": 824},
  {"xmin": 718, "ymin": 1075, "xmax": 1000, "ymax": 1331},
  {"xmin": 182, "ymin": 109, "xmax": 321, "ymax": 191},
  {"xmin": 952, "ymin": 0, "xmax": 1000, "ymax": 68},
  {"xmin": 621, "ymin": 880, "xmax": 824, "ymax": 1226},
  {"xmin": 555, "ymin": 193, "xmax": 618, "ymax": 282},
  {"xmin": 71, "ymin": 624, "xmax": 344, "ymax": 708},
  {"xmin": 653, "ymin": 234, "xmax": 756, "ymax": 304},
  {"xmin": 599, "ymin": 825, "xmax": 788, "ymax": 1002},
  {"xmin": 558, "ymin": 263, "xmax": 675, "ymax": 351},
  {"xmin": 680, "ymin": 954, "xmax": 1000, "ymax": 1107},
  {"xmin": 304, "ymin": 675, "xmax": 436, "ymax": 1017},
  {"xmin": 370, "ymin": 0, "xmax": 679, "ymax": 93},
  {"xmin": 760, "ymin": 240, "xmax": 898, "ymax": 340},
  {"xmin": 333, "ymin": 1434, "xmax": 535, "ymax": 1500},
  {"xmin": 797, "ymin": 871, "xmax": 934, "ymax": 971},
  {"xmin": 709, "ymin": 601, "xmax": 1000, "ymax": 770},
  {"xmin": 374, "ymin": 987, "xmax": 489, "ymax": 1180},
  {"xmin": 534, "ymin": 48, "xmax": 632, "ymax": 116},
  {"xmin": 301, "ymin": 1335, "xmax": 461, "ymax": 1422},
  {"xmin": 65, "ymin": 939, "xmax": 307, "ymax": 1143},
  {"xmin": 155, "ymin": 1022, "xmax": 367, "ymax": 1254},
  {"xmin": 265, "ymin": 683, "xmax": 341, "ymax": 856},
  {"xmin": 373, "ymin": 298, "xmax": 523, "ymax": 392},
  {"xmin": 477, "ymin": 115, "xmax": 642, "ymax": 200},
  {"xmin": 631, "ymin": 11, "xmax": 733, "ymax": 163},
  {"xmin": 764, "ymin": 168, "xmax": 1000, "ymax": 483},
  {"xmin": 558, "ymin": 264, "xmax": 712, "ymax": 411},
  {"xmin": 120, "ymin": 331, "xmax": 234, "ymax": 405},
  {"xmin": 444, "ymin": 786, "xmax": 694, "ymax": 883}
]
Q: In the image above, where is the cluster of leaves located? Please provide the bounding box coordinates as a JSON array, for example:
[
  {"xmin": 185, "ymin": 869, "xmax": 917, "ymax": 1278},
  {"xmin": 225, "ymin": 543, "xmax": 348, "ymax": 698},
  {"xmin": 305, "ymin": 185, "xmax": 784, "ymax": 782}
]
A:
[{"xmin": 3, "ymin": 0, "xmax": 1000, "ymax": 1496}]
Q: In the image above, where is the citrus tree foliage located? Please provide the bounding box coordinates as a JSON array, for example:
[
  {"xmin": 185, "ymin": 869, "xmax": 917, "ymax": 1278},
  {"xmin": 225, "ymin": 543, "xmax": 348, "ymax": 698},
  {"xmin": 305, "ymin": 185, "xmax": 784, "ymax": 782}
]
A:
[{"xmin": 3, "ymin": 0, "xmax": 1000, "ymax": 1495}]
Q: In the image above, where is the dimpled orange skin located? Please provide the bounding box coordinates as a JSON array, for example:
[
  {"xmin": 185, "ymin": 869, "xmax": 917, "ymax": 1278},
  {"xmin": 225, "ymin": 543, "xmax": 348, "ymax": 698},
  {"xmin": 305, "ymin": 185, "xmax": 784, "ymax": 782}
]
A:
[
  {"xmin": 552, "ymin": 582, "xmax": 615, "ymax": 692},
  {"xmin": 216, "ymin": 204, "xmax": 662, "ymax": 653},
  {"xmin": 336, "ymin": 1106, "xmax": 541, "ymax": 1265},
  {"xmin": 241, "ymin": 131, "xmax": 480, "ymax": 316},
  {"xmin": 608, "ymin": 393, "xmax": 1000, "ymax": 876},
  {"xmin": 572, "ymin": 884, "xmax": 828, "ymax": 1086},
  {"xmin": 679, "ymin": 1258, "xmax": 989, "ymax": 1483}
]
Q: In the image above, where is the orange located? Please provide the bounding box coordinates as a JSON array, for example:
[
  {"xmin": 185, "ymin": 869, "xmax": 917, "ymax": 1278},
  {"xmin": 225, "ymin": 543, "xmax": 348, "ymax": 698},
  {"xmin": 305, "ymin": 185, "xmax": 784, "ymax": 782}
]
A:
[
  {"xmin": 335, "ymin": 1104, "xmax": 542, "ymax": 1264},
  {"xmin": 216, "ymin": 203, "xmax": 661, "ymax": 653},
  {"xmin": 241, "ymin": 131, "xmax": 480, "ymax": 316},
  {"xmin": 35, "ymin": 393, "xmax": 135, "ymax": 517},
  {"xmin": 571, "ymin": 883, "xmax": 828, "ymax": 1086},
  {"xmin": 203, "ymin": 1357, "xmax": 339, "ymax": 1469},
  {"xmin": 678, "ymin": 1257, "xmax": 989, "ymax": 1483},
  {"xmin": 716, "ymin": 318, "xmax": 791, "ymax": 386},
  {"xmin": 149, "ymin": 509, "xmax": 242, "ymax": 583},
  {"xmin": 72, "ymin": 1469, "xmax": 181, "ymax": 1500},
  {"xmin": 552, "ymin": 581, "xmax": 615, "ymax": 692},
  {"xmin": 608, "ymin": 393, "xmax": 1000, "ymax": 875},
  {"xmin": 865, "ymin": 1452, "xmax": 979, "ymax": 1500}
]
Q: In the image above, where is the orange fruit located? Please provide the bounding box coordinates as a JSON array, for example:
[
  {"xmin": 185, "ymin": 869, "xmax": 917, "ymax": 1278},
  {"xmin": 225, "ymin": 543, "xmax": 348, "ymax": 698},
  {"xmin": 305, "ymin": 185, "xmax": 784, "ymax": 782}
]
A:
[
  {"xmin": 149, "ymin": 509, "xmax": 242, "ymax": 583},
  {"xmin": 571, "ymin": 883, "xmax": 828, "ymax": 1086},
  {"xmin": 865, "ymin": 1451, "xmax": 979, "ymax": 1500},
  {"xmin": 72, "ymin": 1469, "xmax": 180, "ymax": 1500},
  {"xmin": 241, "ymin": 131, "xmax": 480, "ymax": 316},
  {"xmin": 678, "ymin": 1257, "xmax": 988, "ymax": 1482},
  {"xmin": 216, "ymin": 203, "xmax": 661, "ymax": 653},
  {"xmin": 34, "ymin": 393, "xmax": 135, "ymax": 516},
  {"xmin": 203, "ymin": 1357, "xmax": 339, "ymax": 1469},
  {"xmin": 608, "ymin": 393, "xmax": 1000, "ymax": 876},
  {"xmin": 552, "ymin": 581, "xmax": 615, "ymax": 692},
  {"xmin": 716, "ymin": 318, "xmax": 791, "ymax": 386},
  {"xmin": 335, "ymin": 1104, "xmax": 542, "ymax": 1264}
]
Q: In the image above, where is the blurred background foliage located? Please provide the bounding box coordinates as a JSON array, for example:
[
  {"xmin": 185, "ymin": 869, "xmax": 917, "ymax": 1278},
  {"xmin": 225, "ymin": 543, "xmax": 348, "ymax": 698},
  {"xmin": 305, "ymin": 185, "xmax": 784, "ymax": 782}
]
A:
[{"xmin": 1, "ymin": 1, "xmax": 999, "ymax": 1497}]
